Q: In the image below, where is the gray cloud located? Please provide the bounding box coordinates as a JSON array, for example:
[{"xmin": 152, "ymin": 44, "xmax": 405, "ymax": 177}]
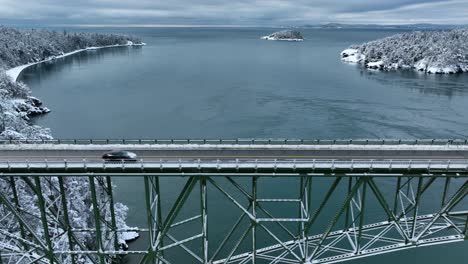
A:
[{"xmin": 0, "ymin": 0, "xmax": 466, "ymax": 26}]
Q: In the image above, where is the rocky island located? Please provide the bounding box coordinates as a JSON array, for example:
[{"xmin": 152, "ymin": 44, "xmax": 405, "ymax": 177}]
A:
[
  {"xmin": 341, "ymin": 29, "xmax": 468, "ymax": 74},
  {"xmin": 261, "ymin": 30, "xmax": 304, "ymax": 41}
]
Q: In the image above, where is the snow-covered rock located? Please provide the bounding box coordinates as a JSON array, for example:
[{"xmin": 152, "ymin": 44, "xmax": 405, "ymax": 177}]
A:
[
  {"xmin": 415, "ymin": 58, "xmax": 429, "ymax": 72},
  {"xmin": 261, "ymin": 30, "xmax": 304, "ymax": 41},
  {"xmin": 13, "ymin": 97, "xmax": 51, "ymax": 116},
  {"xmin": 427, "ymin": 65, "xmax": 459, "ymax": 74},
  {"xmin": 341, "ymin": 49, "xmax": 366, "ymax": 63},
  {"xmin": 367, "ymin": 60, "xmax": 384, "ymax": 69}
]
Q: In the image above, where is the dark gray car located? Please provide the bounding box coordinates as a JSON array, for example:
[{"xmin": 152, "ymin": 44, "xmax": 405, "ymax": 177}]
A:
[{"xmin": 102, "ymin": 150, "xmax": 138, "ymax": 162}]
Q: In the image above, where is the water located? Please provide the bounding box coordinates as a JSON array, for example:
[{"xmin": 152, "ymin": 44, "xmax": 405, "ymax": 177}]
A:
[
  {"xmin": 19, "ymin": 27, "xmax": 468, "ymax": 263},
  {"xmin": 21, "ymin": 28, "xmax": 468, "ymax": 139}
]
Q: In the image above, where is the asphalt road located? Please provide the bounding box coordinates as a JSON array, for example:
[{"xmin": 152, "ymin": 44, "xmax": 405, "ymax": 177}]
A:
[{"xmin": 1, "ymin": 145, "xmax": 468, "ymax": 161}]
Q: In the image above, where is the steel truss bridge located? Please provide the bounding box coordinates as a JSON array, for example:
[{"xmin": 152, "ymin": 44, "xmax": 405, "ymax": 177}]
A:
[{"xmin": 0, "ymin": 139, "xmax": 467, "ymax": 264}]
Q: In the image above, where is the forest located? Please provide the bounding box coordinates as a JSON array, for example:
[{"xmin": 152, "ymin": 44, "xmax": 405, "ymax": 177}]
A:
[{"xmin": 342, "ymin": 29, "xmax": 468, "ymax": 74}]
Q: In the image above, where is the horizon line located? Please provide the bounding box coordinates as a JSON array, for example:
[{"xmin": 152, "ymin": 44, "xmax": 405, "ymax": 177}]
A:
[
  {"xmin": 49, "ymin": 24, "xmax": 271, "ymax": 28},
  {"xmin": 46, "ymin": 22, "xmax": 468, "ymax": 28}
]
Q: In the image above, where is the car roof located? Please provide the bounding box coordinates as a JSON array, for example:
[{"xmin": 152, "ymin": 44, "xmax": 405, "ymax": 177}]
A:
[{"xmin": 109, "ymin": 150, "xmax": 131, "ymax": 153}]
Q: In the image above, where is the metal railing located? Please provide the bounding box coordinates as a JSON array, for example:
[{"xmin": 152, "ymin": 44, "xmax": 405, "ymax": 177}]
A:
[
  {"xmin": 1, "ymin": 138, "xmax": 468, "ymax": 145},
  {"xmin": 1, "ymin": 159, "xmax": 468, "ymax": 174}
]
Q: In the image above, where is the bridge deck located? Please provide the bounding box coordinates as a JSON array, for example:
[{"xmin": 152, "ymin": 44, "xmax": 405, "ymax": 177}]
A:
[{"xmin": 1, "ymin": 143, "xmax": 468, "ymax": 174}]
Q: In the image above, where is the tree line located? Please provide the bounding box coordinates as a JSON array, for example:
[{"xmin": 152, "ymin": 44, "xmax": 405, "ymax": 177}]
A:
[{"xmin": 348, "ymin": 29, "xmax": 468, "ymax": 73}]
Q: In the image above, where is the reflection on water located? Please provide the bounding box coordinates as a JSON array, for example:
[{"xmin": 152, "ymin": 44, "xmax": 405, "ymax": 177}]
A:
[
  {"xmin": 21, "ymin": 46, "xmax": 143, "ymax": 85},
  {"xmin": 360, "ymin": 69, "xmax": 468, "ymax": 98}
]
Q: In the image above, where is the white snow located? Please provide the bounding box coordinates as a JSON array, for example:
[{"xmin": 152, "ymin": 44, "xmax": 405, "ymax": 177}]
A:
[
  {"xmin": 414, "ymin": 59, "xmax": 429, "ymax": 71},
  {"xmin": 261, "ymin": 36, "xmax": 304, "ymax": 41},
  {"xmin": 427, "ymin": 65, "xmax": 458, "ymax": 74},
  {"xmin": 341, "ymin": 49, "xmax": 359, "ymax": 57},
  {"xmin": 120, "ymin": 231, "xmax": 140, "ymax": 243},
  {"xmin": 367, "ymin": 60, "xmax": 384, "ymax": 69},
  {"xmin": 340, "ymin": 49, "xmax": 365, "ymax": 63},
  {"xmin": 260, "ymin": 36, "xmax": 304, "ymax": 41},
  {"xmin": 5, "ymin": 42, "xmax": 146, "ymax": 82}
]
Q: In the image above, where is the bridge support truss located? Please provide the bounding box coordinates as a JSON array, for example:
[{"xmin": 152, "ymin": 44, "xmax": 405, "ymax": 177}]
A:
[{"xmin": 0, "ymin": 172, "xmax": 467, "ymax": 264}]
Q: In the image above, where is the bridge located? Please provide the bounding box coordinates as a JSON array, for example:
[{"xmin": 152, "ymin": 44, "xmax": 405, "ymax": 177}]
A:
[{"xmin": 0, "ymin": 139, "xmax": 467, "ymax": 264}]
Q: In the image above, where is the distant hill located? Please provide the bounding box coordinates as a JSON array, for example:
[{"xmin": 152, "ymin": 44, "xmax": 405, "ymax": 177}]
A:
[{"xmin": 301, "ymin": 23, "xmax": 464, "ymax": 30}]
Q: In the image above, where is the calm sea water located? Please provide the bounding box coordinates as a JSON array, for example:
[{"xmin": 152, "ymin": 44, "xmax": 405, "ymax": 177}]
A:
[{"xmin": 20, "ymin": 27, "xmax": 467, "ymax": 263}]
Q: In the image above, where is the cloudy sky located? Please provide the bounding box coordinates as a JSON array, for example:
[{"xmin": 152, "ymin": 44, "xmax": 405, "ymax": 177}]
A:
[{"xmin": 0, "ymin": 0, "xmax": 467, "ymax": 26}]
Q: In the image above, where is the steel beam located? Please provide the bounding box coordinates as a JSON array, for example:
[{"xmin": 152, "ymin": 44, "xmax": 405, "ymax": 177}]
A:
[
  {"xmin": 88, "ymin": 176, "xmax": 106, "ymax": 264},
  {"xmin": 34, "ymin": 176, "xmax": 56, "ymax": 264},
  {"xmin": 0, "ymin": 167, "xmax": 466, "ymax": 264},
  {"xmin": 200, "ymin": 177, "xmax": 208, "ymax": 263},
  {"xmin": 57, "ymin": 177, "xmax": 77, "ymax": 264}
]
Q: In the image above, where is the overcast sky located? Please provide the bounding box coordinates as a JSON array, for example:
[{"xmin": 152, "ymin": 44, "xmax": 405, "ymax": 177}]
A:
[{"xmin": 0, "ymin": 0, "xmax": 467, "ymax": 26}]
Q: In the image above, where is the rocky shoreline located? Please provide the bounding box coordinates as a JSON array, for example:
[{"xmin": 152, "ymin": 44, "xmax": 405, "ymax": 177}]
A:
[{"xmin": 13, "ymin": 96, "xmax": 51, "ymax": 116}]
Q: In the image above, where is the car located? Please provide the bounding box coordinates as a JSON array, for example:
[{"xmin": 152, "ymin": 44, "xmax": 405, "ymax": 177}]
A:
[{"xmin": 102, "ymin": 150, "xmax": 138, "ymax": 162}]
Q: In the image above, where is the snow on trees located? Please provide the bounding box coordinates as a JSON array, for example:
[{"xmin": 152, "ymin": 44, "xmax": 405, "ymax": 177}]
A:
[
  {"xmin": 341, "ymin": 29, "xmax": 468, "ymax": 74},
  {"xmin": 0, "ymin": 176, "xmax": 139, "ymax": 263}
]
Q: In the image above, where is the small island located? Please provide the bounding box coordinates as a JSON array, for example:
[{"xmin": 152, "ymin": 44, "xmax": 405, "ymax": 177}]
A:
[
  {"xmin": 341, "ymin": 29, "xmax": 468, "ymax": 74},
  {"xmin": 261, "ymin": 30, "xmax": 304, "ymax": 41}
]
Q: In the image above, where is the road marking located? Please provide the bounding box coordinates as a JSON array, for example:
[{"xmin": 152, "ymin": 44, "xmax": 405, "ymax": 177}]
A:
[{"xmin": 0, "ymin": 155, "xmax": 467, "ymax": 159}]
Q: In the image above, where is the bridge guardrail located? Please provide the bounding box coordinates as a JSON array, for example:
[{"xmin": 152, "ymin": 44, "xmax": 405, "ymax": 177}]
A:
[
  {"xmin": 0, "ymin": 139, "xmax": 468, "ymax": 145},
  {"xmin": 2, "ymin": 158, "xmax": 468, "ymax": 173}
]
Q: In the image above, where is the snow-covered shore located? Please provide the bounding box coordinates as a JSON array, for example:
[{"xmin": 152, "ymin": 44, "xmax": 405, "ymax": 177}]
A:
[
  {"xmin": 341, "ymin": 29, "xmax": 468, "ymax": 74},
  {"xmin": 6, "ymin": 41, "xmax": 146, "ymax": 81}
]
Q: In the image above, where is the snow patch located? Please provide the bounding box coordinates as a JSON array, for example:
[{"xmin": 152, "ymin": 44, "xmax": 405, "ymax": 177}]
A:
[
  {"xmin": 261, "ymin": 36, "xmax": 304, "ymax": 41},
  {"xmin": 341, "ymin": 49, "xmax": 365, "ymax": 63},
  {"xmin": 367, "ymin": 60, "xmax": 384, "ymax": 69},
  {"xmin": 427, "ymin": 65, "xmax": 458, "ymax": 74}
]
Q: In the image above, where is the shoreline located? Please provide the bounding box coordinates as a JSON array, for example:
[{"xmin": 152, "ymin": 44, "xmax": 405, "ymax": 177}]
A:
[
  {"xmin": 6, "ymin": 41, "xmax": 146, "ymax": 82},
  {"xmin": 261, "ymin": 36, "xmax": 304, "ymax": 41}
]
